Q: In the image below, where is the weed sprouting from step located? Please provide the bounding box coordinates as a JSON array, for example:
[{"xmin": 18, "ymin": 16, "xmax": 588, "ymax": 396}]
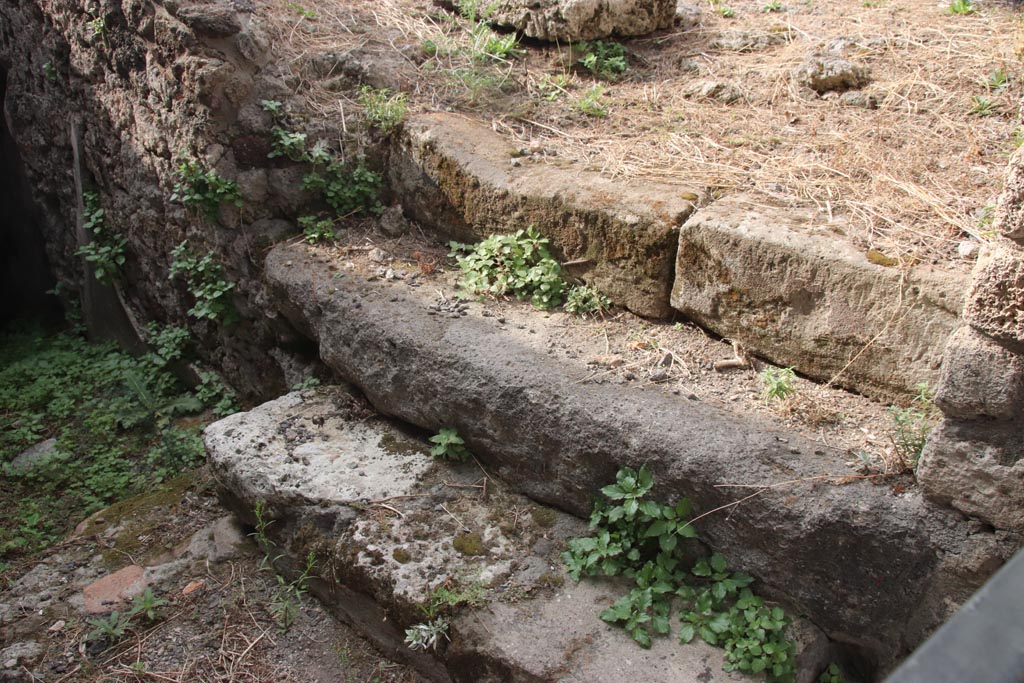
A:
[
  {"xmin": 565, "ymin": 285, "xmax": 612, "ymax": 317},
  {"xmin": 564, "ymin": 465, "xmax": 797, "ymax": 682},
  {"xmin": 358, "ymin": 86, "xmax": 409, "ymax": 135},
  {"xmin": 429, "ymin": 427, "xmax": 472, "ymax": 462},
  {"xmin": 75, "ymin": 190, "xmax": 126, "ymax": 285},
  {"xmin": 887, "ymin": 382, "xmax": 936, "ymax": 471},
  {"xmin": 170, "ymin": 159, "xmax": 242, "ymax": 221},
  {"xmin": 404, "ymin": 582, "xmax": 486, "ymax": 651},
  {"xmin": 169, "ymin": 241, "xmax": 237, "ymax": 323},
  {"xmin": 758, "ymin": 367, "xmax": 797, "ymax": 403},
  {"xmin": 450, "ymin": 228, "xmax": 568, "ymax": 309},
  {"xmin": 576, "ymin": 41, "xmax": 628, "ymax": 80}
]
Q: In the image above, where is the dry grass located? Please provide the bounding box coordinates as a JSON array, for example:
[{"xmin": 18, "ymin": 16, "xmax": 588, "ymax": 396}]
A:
[{"xmin": 257, "ymin": 0, "xmax": 1023, "ymax": 267}]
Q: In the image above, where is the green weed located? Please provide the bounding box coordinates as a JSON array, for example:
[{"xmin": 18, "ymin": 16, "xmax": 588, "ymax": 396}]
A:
[
  {"xmin": 759, "ymin": 367, "xmax": 796, "ymax": 403},
  {"xmin": 888, "ymin": 382, "xmax": 936, "ymax": 470},
  {"xmin": 170, "ymin": 160, "xmax": 242, "ymax": 221},
  {"xmin": 968, "ymin": 95, "xmax": 1001, "ymax": 116},
  {"xmin": 565, "ymin": 285, "xmax": 612, "ymax": 317},
  {"xmin": 948, "ymin": 0, "xmax": 976, "ymax": 14},
  {"xmin": 298, "ymin": 215, "xmax": 337, "ymax": 244},
  {"xmin": 819, "ymin": 663, "xmax": 846, "ymax": 683},
  {"xmin": 429, "ymin": 427, "xmax": 471, "ymax": 462},
  {"xmin": 169, "ymin": 241, "xmax": 236, "ymax": 322},
  {"xmin": 762, "ymin": 1, "xmax": 784, "ymax": 11},
  {"xmin": 986, "ymin": 68, "xmax": 1012, "ymax": 93},
  {"xmin": 576, "ymin": 85, "xmax": 609, "ymax": 117},
  {"xmin": 564, "ymin": 466, "xmax": 796, "ymax": 682},
  {"xmin": 450, "ymin": 228, "xmax": 568, "ymax": 309},
  {"xmin": 358, "ymin": 86, "xmax": 409, "ymax": 134},
  {"xmin": 75, "ymin": 191, "xmax": 126, "ymax": 285},
  {"xmin": 576, "ymin": 41, "xmax": 628, "ymax": 80}
]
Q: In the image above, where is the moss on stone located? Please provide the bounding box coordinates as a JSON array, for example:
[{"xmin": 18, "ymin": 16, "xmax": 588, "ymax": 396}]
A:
[
  {"xmin": 392, "ymin": 547, "xmax": 412, "ymax": 564},
  {"xmin": 530, "ymin": 506, "xmax": 557, "ymax": 529},
  {"xmin": 452, "ymin": 532, "xmax": 487, "ymax": 556}
]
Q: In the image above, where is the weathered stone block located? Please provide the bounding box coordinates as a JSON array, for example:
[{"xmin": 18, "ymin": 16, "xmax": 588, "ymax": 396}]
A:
[
  {"xmin": 488, "ymin": 0, "xmax": 675, "ymax": 42},
  {"xmin": 670, "ymin": 195, "xmax": 965, "ymax": 399},
  {"xmin": 918, "ymin": 419, "xmax": 1024, "ymax": 532},
  {"xmin": 993, "ymin": 145, "xmax": 1024, "ymax": 241},
  {"xmin": 935, "ymin": 326, "xmax": 1024, "ymax": 420},
  {"xmin": 390, "ymin": 113, "xmax": 700, "ymax": 318},
  {"xmin": 963, "ymin": 245, "xmax": 1024, "ymax": 348}
]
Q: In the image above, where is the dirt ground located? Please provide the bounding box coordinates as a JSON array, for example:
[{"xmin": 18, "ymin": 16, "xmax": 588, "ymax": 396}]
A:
[
  {"xmin": 0, "ymin": 469, "xmax": 425, "ymax": 683},
  {"xmin": 258, "ymin": 0, "xmax": 1023, "ymax": 268}
]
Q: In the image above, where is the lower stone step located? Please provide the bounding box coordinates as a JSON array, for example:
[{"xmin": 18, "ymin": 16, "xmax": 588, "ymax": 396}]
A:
[{"xmin": 205, "ymin": 389, "xmax": 830, "ymax": 683}]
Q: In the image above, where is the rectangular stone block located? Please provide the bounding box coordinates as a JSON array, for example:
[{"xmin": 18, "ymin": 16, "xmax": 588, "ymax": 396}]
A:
[
  {"xmin": 963, "ymin": 246, "xmax": 1024, "ymax": 349},
  {"xmin": 670, "ymin": 195, "xmax": 966, "ymax": 399}
]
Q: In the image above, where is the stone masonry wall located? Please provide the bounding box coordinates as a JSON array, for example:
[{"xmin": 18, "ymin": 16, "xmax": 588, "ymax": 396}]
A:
[
  {"xmin": 918, "ymin": 145, "xmax": 1024, "ymax": 532},
  {"xmin": 0, "ymin": 0, "xmax": 352, "ymax": 398}
]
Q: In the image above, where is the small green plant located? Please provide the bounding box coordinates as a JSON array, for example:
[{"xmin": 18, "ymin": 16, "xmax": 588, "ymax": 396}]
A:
[
  {"xmin": 169, "ymin": 241, "xmax": 236, "ymax": 322},
  {"xmin": 948, "ymin": 0, "xmax": 976, "ymax": 14},
  {"xmin": 759, "ymin": 367, "xmax": 796, "ymax": 403},
  {"xmin": 469, "ymin": 24, "xmax": 524, "ymax": 62},
  {"xmin": 87, "ymin": 15, "xmax": 106, "ymax": 38},
  {"xmin": 405, "ymin": 617, "xmax": 450, "ymax": 651},
  {"xmin": 270, "ymin": 551, "xmax": 317, "ymax": 632},
  {"xmin": 564, "ymin": 466, "xmax": 796, "ymax": 682},
  {"xmin": 576, "ymin": 41, "xmax": 628, "ymax": 80},
  {"xmin": 196, "ymin": 370, "xmax": 238, "ymax": 416},
  {"xmin": 565, "ymin": 285, "xmax": 612, "ymax": 317},
  {"xmin": 291, "ymin": 376, "xmax": 322, "ymax": 391},
  {"xmin": 75, "ymin": 191, "xmax": 126, "ymax": 285},
  {"xmin": 269, "ymin": 128, "xmax": 309, "ymax": 162},
  {"xmin": 535, "ymin": 73, "xmax": 571, "ymax": 102},
  {"xmin": 170, "ymin": 160, "xmax": 242, "ymax": 221},
  {"xmin": 888, "ymin": 382, "xmax": 936, "ymax": 470},
  {"xmin": 986, "ymin": 68, "xmax": 1012, "ymax": 93},
  {"xmin": 576, "ymin": 84, "xmax": 609, "ymax": 117},
  {"xmin": 1012, "ymin": 127, "xmax": 1024, "ymax": 148},
  {"xmin": 358, "ymin": 86, "xmax": 409, "ymax": 134},
  {"xmin": 302, "ymin": 158, "xmax": 383, "ymax": 217},
  {"xmin": 87, "ymin": 611, "xmax": 131, "ymax": 642},
  {"xmin": 404, "ymin": 582, "xmax": 485, "ymax": 651},
  {"xmin": 762, "ymin": 0, "xmax": 783, "ymax": 11},
  {"xmin": 969, "ymin": 96, "xmax": 1001, "ymax": 116},
  {"xmin": 260, "ymin": 99, "xmax": 284, "ymax": 118},
  {"xmin": 144, "ymin": 323, "xmax": 190, "ymax": 368},
  {"xmin": 42, "ymin": 61, "xmax": 57, "ymax": 81},
  {"xmin": 129, "ymin": 588, "xmax": 169, "ymax": 622},
  {"xmin": 429, "ymin": 427, "xmax": 471, "ymax": 462},
  {"xmin": 819, "ymin": 663, "xmax": 846, "ymax": 683},
  {"xmin": 286, "ymin": 2, "xmax": 318, "ymax": 19},
  {"xmin": 298, "ymin": 215, "xmax": 336, "ymax": 244},
  {"xmin": 716, "ymin": 5, "xmax": 737, "ymax": 17},
  {"xmin": 450, "ymin": 228, "xmax": 568, "ymax": 309}
]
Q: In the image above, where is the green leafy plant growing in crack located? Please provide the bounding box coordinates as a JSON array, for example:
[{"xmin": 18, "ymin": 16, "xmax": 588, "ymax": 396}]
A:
[
  {"xmin": 298, "ymin": 215, "xmax": 337, "ymax": 244},
  {"xmin": 576, "ymin": 84, "xmax": 610, "ymax": 117},
  {"xmin": 359, "ymin": 86, "xmax": 409, "ymax": 134},
  {"xmin": 429, "ymin": 427, "xmax": 471, "ymax": 462},
  {"xmin": 576, "ymin": 41, "xmax": 628, "ymax": 80},
  {"xmin": 270, "ymin": 551, "xmax": 317, "ymax": 633},
  {"xmin": 87, "ymin": 610, "xmax": 130, "ymax": 643},
  {"xmin": 759, "ymin": 367, "xmax": 796, "ymax": 403},
  {"xmin": 269, "ymin": 128, "xmax": 309, "ymax": 162},
  {"xmin": 819, "ymin": 663, "xmax": 846, "ymax": 683},
  {"xmin": 968, "ymin": 95, "xmax": 1001, "ymax": 117},
  {"xmin": 948, "ymin": 0, "xmax": 976, "ymax": 14},
  {"xmin": 565, "ymin": 285, "xmax": 612, "ymax": 317},
  {"xmin": 450, "ymin": 228, "xmax": 568, "ymax": 309},
  {"xmin": 170, "ymin": 160, "xmax": 242, "ymax": 221},
  {"xmin": 195, "ymin": 369, "xmax": 238, "ymax": 417},
  {"xmin": 405, "ymin": 582, "xmax": 485, "ymax": 651},
  {"xmin": 888, "ymin": 382, "xmax": 937, "ymax": 471},
  {"xmin": 75, "ymin": 190, "xmax": 126, "ymax": 285},
  {"xmin": 563, "ymin": 466, "xmax": 797, "ymax": 682},
  {"xmin": 169, "ymin": 241, "xmax": 236, "ymax": 322},
  {"xmin": 301, "ymin": 156, "xmax": 383, "ymax": 217}
]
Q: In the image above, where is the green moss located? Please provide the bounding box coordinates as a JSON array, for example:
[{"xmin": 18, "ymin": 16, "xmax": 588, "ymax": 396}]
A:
[
  {"xmin": 377, "ymin": 433, "xmax": 430, "ymax": 458},
  {"xmin": 536, "ymin": 572, "xmax": 565, "ymax": 588},
  {"xmin": 530, "ymin": 507, "xmax": 557, "ymax": 529},
  {"xmin": 392, "ymin": 547, "xmax": 412, "ymax": 564},
  {"xmin": 866, "ymin": 249, "xmax": 898, "ymax": 267},
  {"xmin": 452, "ymin": 532, "xmax": 488, "ymax": 556}
]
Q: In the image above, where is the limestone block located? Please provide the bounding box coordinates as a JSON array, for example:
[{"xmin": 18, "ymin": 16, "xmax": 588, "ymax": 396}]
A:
[
  {"xmin": 488, "ymin": 0, "xmax": 676, "ymax": 42},
  {"xmin": 935, "ymin": 326, "xmax": 1024, "ymax": 420},
  {"xmin": 918, "ymin": 419, "xmax": 1024, "ymax": 532},
  {"xmin": 963, "ymin": 245, "xmax": 1024, "ymax": 348},
  {"xmin": 992, "ymin": 145, "xmax": 1024, "ymax": 241},
  {"xmin": 670, "ymin": 195, "xmax": 965, "ymax": 399}
]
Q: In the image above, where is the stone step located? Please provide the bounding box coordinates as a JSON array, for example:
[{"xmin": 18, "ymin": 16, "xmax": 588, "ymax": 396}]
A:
[
  {"xmin": 671, "ymin": 195, "xmax": 965, "ymax": 399},
  {"xmin": 204, "ymin": 388, "xmax": 829, "ymax": 683},
  {"xmin": 262, "ymin": 241, "xmax": 1016, "ymax": 674}
]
